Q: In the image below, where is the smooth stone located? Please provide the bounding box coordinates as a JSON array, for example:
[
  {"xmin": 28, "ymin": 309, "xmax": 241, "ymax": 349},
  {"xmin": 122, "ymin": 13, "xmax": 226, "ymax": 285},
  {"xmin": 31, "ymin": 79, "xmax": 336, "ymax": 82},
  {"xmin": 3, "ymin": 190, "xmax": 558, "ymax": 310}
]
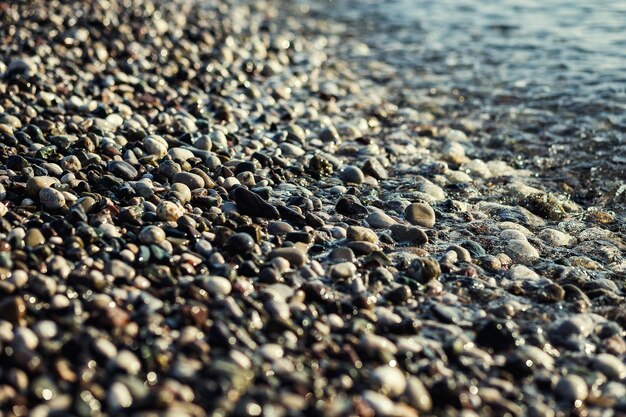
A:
[
  {"xmin": 173, "ymin": 172, "xmax": 205, "ymax": 190},
  {"xmin": 390, "ymin": 224, "xmax": 428, "ymax": 244},
  {"xmin": 108, "ymin": 382, "xmax": 133, "ymax": 410},
  {"xmin": 39, "ymin": 187, "xmax": 65, "ymax": 209},
  {"xmin": 555, "ymin": 375, "xmax": 588, "ymax": 402},
  {"xmin": 592, "ymin": 353, "xmax": 626, "ymax": 380},
  {"xmin": 14, "ymin": 327, "xmax": 39, "ymax": 350},
  {"xmin": 347, "ymin": 225, "xmax": 378, "ymax": 243},
  {"xmin": 329, "ymin": 247, "xmax": 356, "ymax": 263},
  {"xmin": 366, "ymin": 211, "xmax": 396, "ymax": 229},
  {"xmin": 505, "ymin": 239, "xmax": 539, "ymax": 265},
  {"xmin": 0, "ymin": 296, "xmax": 26, "ymax": 323},
  {"xmin": 168, "ymin": 147, "xmax": 195, "ymax": 161},
  {"xmin": 26, "ymin": 176, "xmax": 59, "ymax": 197},
  {"xmin": 404, "ymin": 203, "xmax": 436, "ymax": 228},
  {"xmin": 268, "ymin": 247, "xmax": 308, "ymax": 267},
  {"xmin": 539, "ymin": 228, "xmax": 575, "ymax": 247},
  {"xmin": 138, "ymin": 226, "xmax": 166, "ymax": 244},
  {"xmin": 552, "ymin": 314, "xmax": 595, "ymax": 339},
  {"xmin": 405, "ymin": 377, "xmax": 433, "ymax": 412},
  {"xmin": 193, "ymin": 135, "xmax": 212, "ymax": 151},
  {"xmin": 362, "ymin": 390, "xmax": 396, "ymax": 416},
  {"xmin": 170, "ymin": 183, "xmax": 191, "ymax": 204},
  {"xmin": 267, "ymin": 222, "xmax": 294, "ymax": 235},
  {"xmin": 259, "ymin": 344, "xmax": 284, "ymax": 361},
  {"xmin": 341, "ymin": 165, "xmax": 365, "ymax": 184},
  {"xmin": 25, "ymin": 228, "xmax": 46, "ymax": 247},
  {"xmin": 233, "ymin": 187, "xmax": 280, "ymax": 219},
  {"xmin": 204, "ymin": 276, "xmax": 232, "ymax": 295},
  {"xmin": 104, "ymin": 259, "xmax": 136, "ymax": 279},
  {"xmin": 372, "ymin": 366, "xmax": 407, "ymax": 397},
  {"xmin": 227, "ymin": 233, "xmax": 255, "ymax": 253},
  {"xmin": 112, "ymin": 350, "xmax": 142, "ymax": 375},
  {"xmin": 143, "ymin": 135, "xmax": 168, "ymax": 158},
  {"xmin": 329, "ymin": 262, "xmax": 357, "ymax": 279},
  {"xmin": 108, "ymin": 161, "xmax": 138, "ymax": 180}
]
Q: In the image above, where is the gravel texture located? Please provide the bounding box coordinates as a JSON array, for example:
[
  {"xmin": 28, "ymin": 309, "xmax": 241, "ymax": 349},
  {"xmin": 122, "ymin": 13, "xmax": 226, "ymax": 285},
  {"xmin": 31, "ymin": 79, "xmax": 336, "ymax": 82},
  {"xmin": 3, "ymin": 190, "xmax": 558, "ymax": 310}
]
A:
[{"xmin": 0, "ymin": 0, "xmax": 625, "ymax": 416}]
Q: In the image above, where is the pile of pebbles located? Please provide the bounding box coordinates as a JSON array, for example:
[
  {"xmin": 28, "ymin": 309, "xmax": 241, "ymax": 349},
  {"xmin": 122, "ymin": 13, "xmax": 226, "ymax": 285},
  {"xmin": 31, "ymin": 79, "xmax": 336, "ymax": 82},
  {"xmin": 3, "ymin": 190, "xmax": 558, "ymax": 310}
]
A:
[{"xmin": 0, "ymin": 0, "xmax": 625, "ymax": 416}]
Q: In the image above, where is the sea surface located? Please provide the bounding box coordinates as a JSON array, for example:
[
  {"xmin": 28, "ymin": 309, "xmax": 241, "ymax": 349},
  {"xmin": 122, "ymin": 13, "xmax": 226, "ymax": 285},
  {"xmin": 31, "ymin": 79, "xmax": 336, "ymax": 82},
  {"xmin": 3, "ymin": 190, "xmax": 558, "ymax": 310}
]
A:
[{"xmin": 306, "ymin": 0, "xmax": 626, "ymax": 206}]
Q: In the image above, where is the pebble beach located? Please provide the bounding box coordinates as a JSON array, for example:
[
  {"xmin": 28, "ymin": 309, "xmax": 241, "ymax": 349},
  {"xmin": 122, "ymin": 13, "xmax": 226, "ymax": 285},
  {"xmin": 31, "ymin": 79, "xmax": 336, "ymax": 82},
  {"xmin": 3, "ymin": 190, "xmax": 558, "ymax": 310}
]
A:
[{"xmin": 0, "ymin": 0, "xmax": 625, "ymax": 416}]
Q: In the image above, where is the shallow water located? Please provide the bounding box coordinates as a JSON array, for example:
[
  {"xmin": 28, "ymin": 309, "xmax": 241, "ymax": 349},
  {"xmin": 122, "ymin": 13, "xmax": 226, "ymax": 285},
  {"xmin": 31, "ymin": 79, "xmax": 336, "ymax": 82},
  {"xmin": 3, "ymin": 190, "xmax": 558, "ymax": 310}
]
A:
[{"xmin": 309, "ymin": 0, "xmax": 626, "ymax": 206}]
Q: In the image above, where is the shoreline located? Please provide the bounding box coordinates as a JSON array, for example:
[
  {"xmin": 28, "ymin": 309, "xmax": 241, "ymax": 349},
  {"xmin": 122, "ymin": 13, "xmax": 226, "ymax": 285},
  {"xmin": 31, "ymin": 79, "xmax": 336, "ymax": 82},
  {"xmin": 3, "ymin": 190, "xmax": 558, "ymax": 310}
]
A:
[{"xmin": 0, "ymin": 0, "xmax": 625, "ymax": 416}]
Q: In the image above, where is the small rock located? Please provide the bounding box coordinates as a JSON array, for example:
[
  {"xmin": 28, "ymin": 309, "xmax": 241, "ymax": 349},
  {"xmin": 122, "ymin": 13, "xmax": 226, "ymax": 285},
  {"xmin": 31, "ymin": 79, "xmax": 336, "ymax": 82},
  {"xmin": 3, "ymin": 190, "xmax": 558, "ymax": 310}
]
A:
[
  {"xmin": 269, "ymin": 247, "xmax": 308, "ymax": 267},
  {"xmin": 25, "ymin": 228, "xmax": 45, "ymax": 247},
  {"xmin": 505, "ymin": 239, "xmax": 539, "ymax": 265},
  {"xmin": 591, "ymin": 353, "xmax": 626, "ymax": 380},
  {"xmin": 26, "ymin": 176, "xmax": 59, "ymax": 197},
  {"xmin": 347, "ymin": 226, "xmax": 378, "ymax": 243},
  {"xmin": 108, "ymin": 161, "xmax": 138, "ymax": 180},
  {"xmin": 329, "ymin": 262, "xmax": 357, "ymax": 279},
  {"xmin": 104, "ymin": 259, "xmax": 136, "ymax": 279},
  {"xmin": 108, "ymin": 381, "xmax": 133, "ymax": 410},
  {"xmin": 390, "ymin": 224, "xmax": 428, "ymax": 244},
  {"xmin": 39, "ymin": 187, "xmax": 66, "ymax": 210},
  {"xmin": 138, "ymin": 226, "xmax": 166, "ymax": 244},
  {"xmin": 341, "ymin": 165, "xmax": 365, "ymax": 184},
  {"xmin": 405, "ymin": 203, "xmax": 436, "ymax": 228},
  {"xmin": 363, "ymin": 159, "xmax": 388, "ymax": 180},
  {"xmin": 173, "ymin": 172, "xmax": 205, "ymax": 190},
  {"xmin": 227, "ymin": 233, "xmax": 255, "ymax": 253},
  {"xmin": 372, "ymin": 366, "xmax": 407, "ymax": 397},
  {"xmin": 157, "ymin": 201, "xmax": 184, "ymax": 221},
  {"xmin": 555, "ymin": 375, "xmax": 588, "ymax": 402},
  {"xmin": 143, "ymin": 135, "xmax": 168, "ymax": 158},
  {"xmin": 367, "ymin": 211, "xmax": 396, "ymax": 229},
  {"xmin": 233, "ymin": 187, "xmax": 280, "ymax": 219},
  {"xmin": 204, "ymin": 276, "xmax": 232, "ymax": 295},
  {"xmin": 405, "ymin": 377, "xmax": 433, "ymax": 412}
]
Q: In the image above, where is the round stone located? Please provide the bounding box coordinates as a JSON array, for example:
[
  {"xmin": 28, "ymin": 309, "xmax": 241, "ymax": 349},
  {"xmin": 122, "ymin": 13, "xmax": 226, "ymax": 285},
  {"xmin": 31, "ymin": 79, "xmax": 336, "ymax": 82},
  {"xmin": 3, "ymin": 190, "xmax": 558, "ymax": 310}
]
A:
[
  {"xmin": 404, "ymin": 203, "xmax": 436, "ymax": 228},
  {"xmin": 341, "ymin": 165, "xmax": 365, "ymax": 184},
  {"xmin": 156, "ymin": 201, "xmax": 184, "ymax": 221},
  {"xmin": 555, "ymin": 375, "xmax": 588, "ymax": 402},
  {"xmin": 227, "ymin": 233, "xmax": 255, "ymax": 253},
  {"xmin": 138, "ymin": 226, "xmax": 166, "ymax": 244},
  {"xmin": 170, "ymin": 183, "xmax": 191, "ymax": 204}
]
